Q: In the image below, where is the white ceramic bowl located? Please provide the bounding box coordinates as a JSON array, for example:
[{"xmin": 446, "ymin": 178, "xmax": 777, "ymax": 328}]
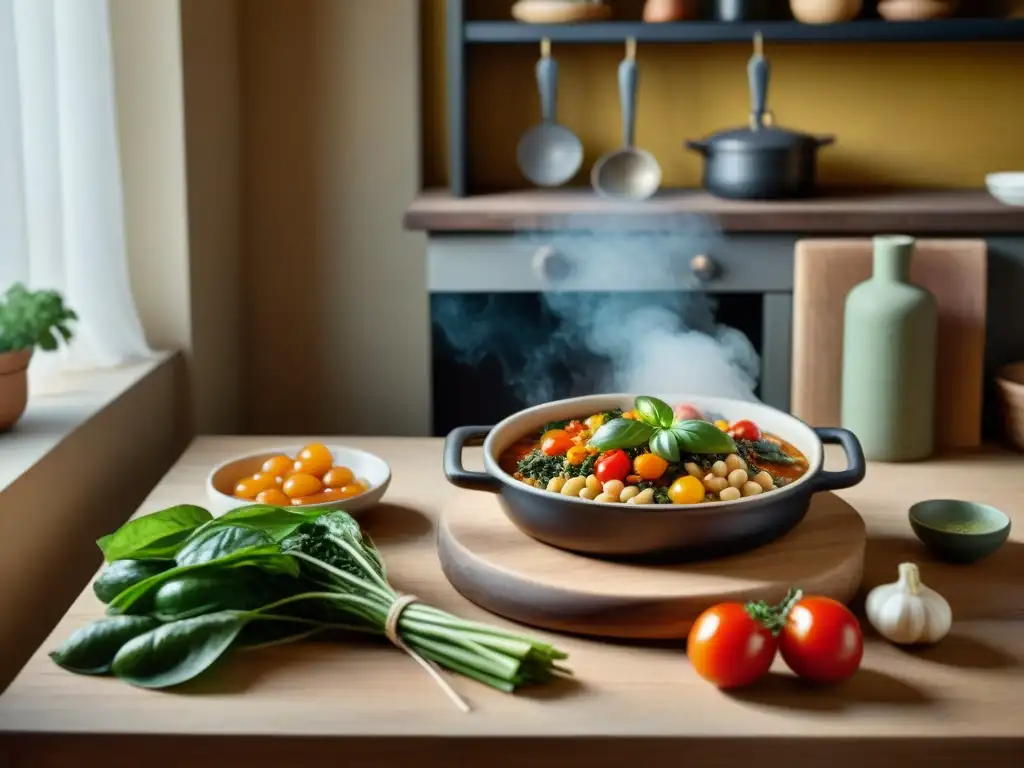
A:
[
  {"xmin": 986, "ymin": 172, "xmax": 1024, "ymax": 207},
  {"xmin": 205, "ymin": 444, "xmax": 391, "ymax": 518}
]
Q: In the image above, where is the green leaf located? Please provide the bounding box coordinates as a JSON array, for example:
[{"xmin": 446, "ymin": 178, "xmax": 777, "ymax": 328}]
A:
[
  {"xmin": 649, "ymin": 429, "xmax": 680, "ymax": 462},
  {"xmin": 152, "ymin": 570, "xmax": 289, "ymax": 622},
  {"xmin": 111, "ymin": 611, "xmax": 249, "ymax": 689},
  {"xmin": 671, "ymin": 420, "xmax": 738, "ymax": 454},
  {"xmin": 588, "ymin": 418, "xmax": 655, "ymax": 451},
  {"xmin": 49, "ymin": 616, "xmax": 160, "ymax": 675},
  {"xmin": 635, "ymin": 396, "xmax": 674, "ymax": 429},
  {"xmin": 189, "ymin": 505, "xmax": 318, "ymax": 543},
  {"xmin": 176, "ymin": 526, "xmax": 276, "ymax": 567},
  {"xmin": 108, "ymin": 550, "xmax": 298, "ymax": 615},
  {"xmin": 98, "ymin": 505, "xmax": 213, "ymax": 562},
  {"xmin": 93, "ymin": 560, "xmax": 174, "ymax": 604}
]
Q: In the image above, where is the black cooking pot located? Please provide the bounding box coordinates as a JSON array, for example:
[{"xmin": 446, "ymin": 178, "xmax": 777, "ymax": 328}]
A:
[
  {"xmin": 685, "ymin": 36, "xmax": 835, "ymax": 200},
  {"xmin": 443, "ymin": 393, "xmax": 866, "ymax": 560}
]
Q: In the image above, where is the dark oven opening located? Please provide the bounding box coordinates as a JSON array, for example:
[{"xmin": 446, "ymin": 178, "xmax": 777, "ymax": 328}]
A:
[{"xmin": 430, "ymin": 291, "xmax": 764, "ymax": 437}]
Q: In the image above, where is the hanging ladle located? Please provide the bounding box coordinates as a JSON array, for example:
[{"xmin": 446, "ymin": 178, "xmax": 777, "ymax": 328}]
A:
[
  {"xmin": 591, "ymin": 37, "xmax": 662, "ymax": 200},
  {"xmin": 516, "ymin": 38, "xmax": 584, "ymax": 188}
]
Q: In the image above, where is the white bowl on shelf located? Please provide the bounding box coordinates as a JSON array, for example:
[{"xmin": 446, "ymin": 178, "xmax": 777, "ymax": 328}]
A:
[
  {"xmin": 986, "ymin": 173, "xmax": 1024, "ymax": 207},
  {"xmin": 205, "ymin": 444, "xmax": 392, "ymax": 518}
]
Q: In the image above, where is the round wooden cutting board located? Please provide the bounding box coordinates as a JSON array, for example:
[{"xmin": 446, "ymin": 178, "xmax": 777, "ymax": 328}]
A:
[{"xmin": 438, "ymin": 492, "xmax": 866, "ymax": 640}]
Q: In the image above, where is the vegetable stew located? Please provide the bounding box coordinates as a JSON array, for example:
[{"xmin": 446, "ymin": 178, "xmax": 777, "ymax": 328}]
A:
[{"xmin": 499, "ymin": 396, "xmax": 809, "ymax": 505}]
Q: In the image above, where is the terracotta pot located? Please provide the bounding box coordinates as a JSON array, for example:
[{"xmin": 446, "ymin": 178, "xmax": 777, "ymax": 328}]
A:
[
  {"xmin": 643, "ymin": 0, "xmax": 694, "ymax": 22},
  {"xmin": 877, "ymin": 0, "xmax": 957, "ymax": 20},
  {"xmin": 790, "ymin": 0, "xmax": 863, "ymax": 23},
  {"xmin": 0, "ymin": 348, "xmax": 33, "ymax": 431}
]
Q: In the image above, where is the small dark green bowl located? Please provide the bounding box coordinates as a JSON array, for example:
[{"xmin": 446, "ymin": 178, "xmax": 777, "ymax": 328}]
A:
[{"xmin": 909, "ymin": 499, "xmax": 1012, "ymax": 564}]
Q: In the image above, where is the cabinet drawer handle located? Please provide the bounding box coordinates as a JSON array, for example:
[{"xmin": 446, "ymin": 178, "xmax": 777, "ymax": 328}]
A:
[
  {"xmin": 690, "ymin": 254, "xmax": 719, "ymax": 282},
  {"xmin": 532, "ymin": 246, "xmax": 573, "ymax": 283}
]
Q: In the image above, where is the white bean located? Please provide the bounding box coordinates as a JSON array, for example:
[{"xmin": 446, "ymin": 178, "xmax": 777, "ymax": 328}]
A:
[
  {"xmin": 620, "ymin": 485, "xmax": 640, "ymax": 502},
  {"xmin": 742, "ymin": 481, "xmax": 764, "ymax": 497},
  {"xmin": 626, "ymin": 497, "xmax": 637, "ymax": 504},
  {"xmin": 725, "ymin": 454, "xmax": 747, "ymax": 472},
  {"xmin": 719, "ymin": 486, "xmax": 742, "ymax": 502},
  {"xmin": 727, "ymin": 468, "xmax": 748, "ymax": 489},
  {"xmin": 547, "ymin": 476, "xmax": 566, "ymax": 493},
  {"xmin": 703, "ymin": 474, "xmax": 728, "ymax": 493},
  {"xmin": 754, "ymin": 471, "xmax": 774, "ymax": 490},
  {"xmin": 561, "ymin": 476, "xmax": 587, "ymax": 497},
  {"xmin": 578, "ymin": 487, "xmax": 598, "ymax": 500},
  {"xmin": 685, "ymin": 462, "xmax": 703, "ymax": 478},
  {"xmin": 594, "ymin": 492, "xmax": 619, "ymax": 504},
  {"xmin": 603, "ymin": 479, "xmax": 625, "ymax": 498},
  {"xmin": 633, "ymin": 488, "xmax": 655, "ymax": 505},
  {"xmin": 711, "ymin": 461, "xmax": 729, "ymax": 478},
  {"xmin": 585, "ymin": 474, "xmax": 601, "ymax": 493}
]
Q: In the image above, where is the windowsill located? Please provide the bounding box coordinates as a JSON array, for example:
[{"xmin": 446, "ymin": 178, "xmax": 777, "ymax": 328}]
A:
[{"xmin": 0, "ymin": 351, "xmax": 176, "ymax": 493}]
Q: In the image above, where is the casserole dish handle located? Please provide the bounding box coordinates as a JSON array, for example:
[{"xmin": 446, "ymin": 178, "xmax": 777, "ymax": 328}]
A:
[
  {"xmin": 444, "ymin": 426, "xmax": 501, "ymax": 492},
  {"xmin": 809, "ymin": 427, "xmax": 866, "ymax": 492}
]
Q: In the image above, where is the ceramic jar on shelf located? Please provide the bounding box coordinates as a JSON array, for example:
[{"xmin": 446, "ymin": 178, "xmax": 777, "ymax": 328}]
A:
[
  {"xmin": 840, "ymin": 235, "xmax": 938, "ymax": 462},
  {"xmin": 790, "ymin": 0, "xmax": 863, "ymax": 23}
]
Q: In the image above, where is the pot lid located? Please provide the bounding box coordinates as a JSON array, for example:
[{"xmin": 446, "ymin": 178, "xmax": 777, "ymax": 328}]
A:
[{"xmin": 702, "ymin": 122, "xmax": 818, "ymax": 151}]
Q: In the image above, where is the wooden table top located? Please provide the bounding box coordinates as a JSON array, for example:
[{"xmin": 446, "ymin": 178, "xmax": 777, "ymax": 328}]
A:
[{"xmin": 1, "ymin": 437, "xmax": 1022, "ymax": 766}]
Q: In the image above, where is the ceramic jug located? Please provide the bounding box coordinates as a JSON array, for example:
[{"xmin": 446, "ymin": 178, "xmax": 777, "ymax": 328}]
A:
[{"xmin": 840, "ymin": 235, "xmax": 938, "ymax": 461}]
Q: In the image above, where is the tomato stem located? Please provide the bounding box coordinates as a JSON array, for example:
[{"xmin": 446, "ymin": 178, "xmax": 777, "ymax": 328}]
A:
[{"xmin": 744, "ymin": 586, "xmax": 803, "ymax": 636}]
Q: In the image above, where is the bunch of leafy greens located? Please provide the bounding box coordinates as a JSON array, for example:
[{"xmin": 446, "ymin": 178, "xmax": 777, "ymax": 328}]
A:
[
  {"xmin": 0, "ymin": 282, "xmax": 77, "ymax": 353},
  {"xmin": 52, "ymin": 504, "xmax": 569, "ymax": 693},
  {"xmin": 589, "ymin": 396, "xmax": 737, "ymax": 462}
]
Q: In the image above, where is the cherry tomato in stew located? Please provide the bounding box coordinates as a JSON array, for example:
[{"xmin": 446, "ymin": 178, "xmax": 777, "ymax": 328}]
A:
[
  {"xmin": 541, "ymin": 429, "xmax": 575, "ymax": 456},
  {"xmin": 777, "ymin": 595, "xmax": 863, "ymax": 684},
  {"xmin": 633, "ymin": 453, "xmax": 669, "ymax": 480},
  {"xmin": 729, "ymin": 420, "xmax": 762, "ymax": 441},
  {"xmin": 594, "ymin": 449, "xmax": 631, "ymax": 485},
  {"xmin": 673, "ymin": 403, "xmax": 705, "ymax": 422},
  {"xmin": 687, "ymin": 603, "xmax": 778, "ymax": 689},
  {"xmin": 563, "ymin": 420, "xmax": 585, "ymax": 437}
]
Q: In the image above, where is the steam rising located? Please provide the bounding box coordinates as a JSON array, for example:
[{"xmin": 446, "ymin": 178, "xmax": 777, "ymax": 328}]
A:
[{"xmin": 433, "ymin": 214, "xmax": 762, "ymax": 408}]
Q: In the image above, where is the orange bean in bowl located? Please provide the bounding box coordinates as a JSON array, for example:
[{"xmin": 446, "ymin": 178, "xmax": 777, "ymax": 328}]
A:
[
  {"xmin": 235, "ymin": 473, "xmax": 279, "ymax": 500},
  {"xmin": 322, "ymin": 466, "xmax": 354, "ymax": 488},
  {"xmin": 283, "ymin": 472, "xmax": 322, "ymax": 499},
  {"xmin": 261, "ymin": 454, "xmax": 293, "ymax": 477},
  {"xmin": 256, "ymin": 488, "xmax": 291, "ymax": 506},
  {"xmin": 337, "ymin": 482, "xmax": 368, "ymax": 499},
  {"xmin": 293, "ymin": 443, "xmax": 333, "ymax": 478}
]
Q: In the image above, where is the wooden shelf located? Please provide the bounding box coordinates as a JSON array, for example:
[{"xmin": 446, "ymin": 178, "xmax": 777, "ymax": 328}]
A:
[
  {"xmin": 464, "ymin": 19, "xmax": 1024, "ymax": 45},
  {"xmin": 404, "ymin": 188, "xmax": 1024, "ymax": 234}
]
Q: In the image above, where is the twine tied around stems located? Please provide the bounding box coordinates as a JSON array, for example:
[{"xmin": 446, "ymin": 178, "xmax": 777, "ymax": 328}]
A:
[{"xmin": 384, "ymin": 593, "xmax": 471, "ymax": 713}]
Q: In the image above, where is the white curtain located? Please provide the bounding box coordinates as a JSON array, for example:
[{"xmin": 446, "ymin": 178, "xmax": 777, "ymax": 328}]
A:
[{"xmin": 0, "ymin": 0, "xmax": 151, "ymax": 380}]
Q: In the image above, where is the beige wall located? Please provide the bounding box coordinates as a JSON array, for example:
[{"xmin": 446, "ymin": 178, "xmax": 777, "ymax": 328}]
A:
[{"xmin": 240, "ymin": 0, "xmax": 429, "ymax": 436}]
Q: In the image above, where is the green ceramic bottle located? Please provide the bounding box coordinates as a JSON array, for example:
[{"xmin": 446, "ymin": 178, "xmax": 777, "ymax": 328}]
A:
[{"xmin": 840, "ymin": 235, "xmax": 938, "ymax": 461}]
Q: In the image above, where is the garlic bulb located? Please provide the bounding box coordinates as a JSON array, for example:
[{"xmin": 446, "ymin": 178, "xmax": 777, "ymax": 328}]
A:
[{"xmin": 865, "ymin": 562, "xmax": 952, "ymax": 645}]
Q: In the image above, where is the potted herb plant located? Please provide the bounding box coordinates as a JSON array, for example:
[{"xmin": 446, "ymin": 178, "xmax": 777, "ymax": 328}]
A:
[{"xmin": 0, "ymin": 283, "xmax": 77, "ymax": 431}]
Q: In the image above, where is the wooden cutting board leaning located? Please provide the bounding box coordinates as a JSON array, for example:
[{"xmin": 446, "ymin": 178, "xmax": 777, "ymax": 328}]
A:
[
  {"xmin": 790, "ymin": 239, "xmax": 987, "ymax": 449},
  {"xmin": 437, "ymin": 489, "xmax": 866, "ymax": 640}
]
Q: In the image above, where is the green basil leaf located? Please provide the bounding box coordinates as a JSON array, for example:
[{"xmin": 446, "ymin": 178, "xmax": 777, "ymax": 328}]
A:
[
  {"xmin": 176, "ymin": 526, "xmax": 276, "ymax": 567},
  {"xmin": 588, "ymin": 418, "xmax": 655, "ymax": 451},
  {"xmin": 98, "ymin": 505, "xmax": 213, "ymax": 562},
  {"xmin": 93, "ymin": 560, "xmax": 174, "ymax": 604},
  {"xmin": 649, "ymin": 430, "xmax": 680, "ymax": 462},
  {"xmin": 153, "ymin": 570, "xmax": 288, "ymax": 622},
  {"xmin": 635, "ymin": 396, "xmax": 674, "ymax": 429},
  {"xmin": 671, "ymin": 420, "xmax": 738, "ymax": 454},
  {"xmin": 112, "ymin": 611, "xmax": 249, "ymax": 689},
  {"xmin": 189, "ymin": 505, "xmax": 318, "ymax": 544},
  {"xmin": 50, "ymin": 616, "xmax": 160, "ymax": 675},
  {"xmin": 108, "ymin": 551, "xmax": 298, "ymax": 616}
]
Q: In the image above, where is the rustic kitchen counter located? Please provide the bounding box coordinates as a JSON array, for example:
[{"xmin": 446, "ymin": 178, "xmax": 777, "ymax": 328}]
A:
[
  {"xmin": 404, "ymin": 188, "xmax": 1024, "ymax": 234},
  {"xmin": 1, "ymin": 437, "xmax": 1022, "ymax": 767}
]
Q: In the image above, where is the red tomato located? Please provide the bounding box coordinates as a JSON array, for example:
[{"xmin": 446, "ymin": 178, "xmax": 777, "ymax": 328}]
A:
[
  {"xmin": 673, "ymin": 403, "xmax": 705, "ymax": 422},
  {"xmin": 729, "ymin": 419, "xmax": 762, "ymax": 441},
  {"xmin": 687, "ymin": 603, "xmax": 778, "ymax": 689},
  {"xmin": 594, "ymin": 449, "xmax": 631, "ymax": 485},
  {"xmin": 541, "ymin": 429, "xmax": 574, "ymax": 456},
  {"xmin": 563, "ymin": 420, "xmax": 585, "ymax": 437},
  {"xmin": 778, "ymin": 596, "xmax": 863, "ymax": 684}
]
